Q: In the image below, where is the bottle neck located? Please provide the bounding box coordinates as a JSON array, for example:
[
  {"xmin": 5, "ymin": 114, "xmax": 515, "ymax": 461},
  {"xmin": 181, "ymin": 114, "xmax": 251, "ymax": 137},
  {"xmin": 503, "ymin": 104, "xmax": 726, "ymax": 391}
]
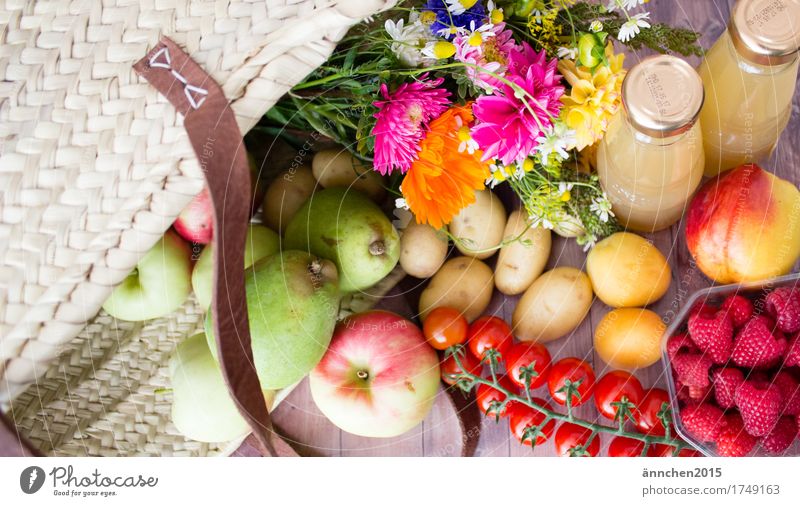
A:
[
  {"xmin": 621, "ymin": 110, "xmax": 693, "ymax": 147},
  {"xmin": 725, "ymin": 27, "xmax": 799, "ymax": 75}
]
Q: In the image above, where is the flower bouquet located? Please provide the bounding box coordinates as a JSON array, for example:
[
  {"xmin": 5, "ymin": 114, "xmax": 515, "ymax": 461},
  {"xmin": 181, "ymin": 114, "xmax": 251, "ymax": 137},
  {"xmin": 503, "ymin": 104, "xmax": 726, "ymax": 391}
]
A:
[{"xmin": 258, "ymin": 0, "xmax": 702, "ymax": 248}]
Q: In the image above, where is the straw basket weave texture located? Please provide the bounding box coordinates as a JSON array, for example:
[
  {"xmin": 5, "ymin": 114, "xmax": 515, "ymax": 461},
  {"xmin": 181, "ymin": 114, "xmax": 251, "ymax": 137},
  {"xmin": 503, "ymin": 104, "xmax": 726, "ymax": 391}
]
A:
[{"xmin": 0, "ymin": 0, "xmax": 396, "ymax": 456}]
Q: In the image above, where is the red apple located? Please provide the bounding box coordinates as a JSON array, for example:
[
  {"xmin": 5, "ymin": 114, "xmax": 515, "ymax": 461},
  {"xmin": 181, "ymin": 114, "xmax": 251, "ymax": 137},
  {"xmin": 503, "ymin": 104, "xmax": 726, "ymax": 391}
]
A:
[
  {"xmin": 309, "ymin": 310, "xmax": 440, "ymax": 438},
  {"xmin": 174, "ymin": 186, "xmax": 213, "ymax": 244},
  {"xmin": 173, "ymin": 154, "xmax": 263, "ymax": 244},
  {"xmin": 686, "ymin": 164, "xmax": 800, "ymax": 284}
]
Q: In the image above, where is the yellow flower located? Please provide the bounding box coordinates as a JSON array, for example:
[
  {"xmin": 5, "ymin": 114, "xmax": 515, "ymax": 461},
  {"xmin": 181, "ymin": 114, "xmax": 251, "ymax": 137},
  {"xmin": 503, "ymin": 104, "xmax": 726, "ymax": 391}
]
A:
[
  {"xmin": 558, "ymin": 44, "xmax": 626, "ymax": 151},
  {"xmin": 527, "ymin": 8, "xmax": 562, "ymax": 55}
]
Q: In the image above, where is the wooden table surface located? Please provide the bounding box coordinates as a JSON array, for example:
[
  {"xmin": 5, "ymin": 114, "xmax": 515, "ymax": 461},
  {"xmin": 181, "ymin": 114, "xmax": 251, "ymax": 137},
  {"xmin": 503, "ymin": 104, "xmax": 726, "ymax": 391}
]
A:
[{"xmin": 270, "ymin": 0, "xmax": 800, "ymax": 457}]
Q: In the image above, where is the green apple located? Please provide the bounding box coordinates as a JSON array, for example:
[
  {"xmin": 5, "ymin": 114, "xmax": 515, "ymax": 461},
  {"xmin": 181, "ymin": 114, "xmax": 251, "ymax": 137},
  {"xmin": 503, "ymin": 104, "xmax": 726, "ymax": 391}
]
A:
[
  {"xmin": 191, "ymin": 224, "xmax": 280, "ymax": 309},
  {"xmin": 284, "ymin": 188, "xmax": 400, "ymax": 292},
  {"xmin": 102, "ymin": 230, "xmax": 192, "ymax": 321},
  {"xmin": 170, "ymin": 333, "xmax": 276, "ymax": 443},
  {"xmin": 205, "ymin": 250, "xmax": 340, "ymax": 389}
]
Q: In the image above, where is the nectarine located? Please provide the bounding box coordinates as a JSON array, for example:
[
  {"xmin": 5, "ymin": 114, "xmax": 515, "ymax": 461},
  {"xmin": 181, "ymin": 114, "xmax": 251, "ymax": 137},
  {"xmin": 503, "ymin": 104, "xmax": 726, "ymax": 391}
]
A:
[{"xmin": 685, "ymin": 164, "xmax": 800, "ymax": 284}]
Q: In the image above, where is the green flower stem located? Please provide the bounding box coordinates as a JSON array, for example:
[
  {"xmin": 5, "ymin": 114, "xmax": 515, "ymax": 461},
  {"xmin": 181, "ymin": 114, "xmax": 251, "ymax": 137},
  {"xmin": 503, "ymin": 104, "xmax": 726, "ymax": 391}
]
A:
[
  {"xmin": 451, "ymin": 351, "xmax": 693, "ymax": 453},
  {"xmin": 447, "ymin": 219, "xmax": 535, "ymax": 256}
]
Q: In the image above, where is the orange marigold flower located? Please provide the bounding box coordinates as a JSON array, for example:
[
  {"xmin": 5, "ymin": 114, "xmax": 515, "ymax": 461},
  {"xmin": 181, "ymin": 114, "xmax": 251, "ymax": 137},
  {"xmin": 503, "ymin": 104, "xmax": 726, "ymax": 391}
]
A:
[{"xmin": 401, "ymin": 105, "xmax": 490, "ymax": 229}]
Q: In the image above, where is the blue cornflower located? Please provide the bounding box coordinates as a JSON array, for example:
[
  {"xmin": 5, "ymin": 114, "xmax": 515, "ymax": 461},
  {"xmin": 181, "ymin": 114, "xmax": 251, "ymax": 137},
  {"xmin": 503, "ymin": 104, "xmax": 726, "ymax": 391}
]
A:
[{"xmin": 423, "ymin": 0, "xmax": 487, "ymax": 40}]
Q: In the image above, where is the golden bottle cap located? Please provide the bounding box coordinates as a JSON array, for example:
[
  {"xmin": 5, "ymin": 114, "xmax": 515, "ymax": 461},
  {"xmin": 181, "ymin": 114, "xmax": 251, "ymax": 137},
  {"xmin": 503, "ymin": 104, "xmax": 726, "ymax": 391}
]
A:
[
  {"xmin": 621, "ymin": 55, "xmax": 705, "ymax": 138},
  {"xmin": 730, "ymin": 0, "xmax": 800, "ymax": 65}
]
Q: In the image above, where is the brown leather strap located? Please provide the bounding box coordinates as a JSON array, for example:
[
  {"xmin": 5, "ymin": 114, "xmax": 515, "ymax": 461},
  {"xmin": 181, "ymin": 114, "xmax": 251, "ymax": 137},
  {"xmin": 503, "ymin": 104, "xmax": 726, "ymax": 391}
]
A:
[
  {"xmin": 446, "ymin": 387, "xmax": 482, "ymax": 457},
  {"xmin": 134, "ymin": 37, "xmax": 288, "ymax": 456}
]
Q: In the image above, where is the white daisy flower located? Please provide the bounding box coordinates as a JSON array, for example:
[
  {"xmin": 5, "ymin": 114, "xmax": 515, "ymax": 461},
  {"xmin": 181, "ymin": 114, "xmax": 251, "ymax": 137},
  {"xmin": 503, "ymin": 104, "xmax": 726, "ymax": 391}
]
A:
[
  {"xmin": 463, "ymin": 20, "xmax": 496, "ymax": 48},
  {"xmin": 590, "ymin": 195, "xmax": 615, "ymax": 223},
  {"xmin": 618, "ymin": 12, "xmax": 651, "ymax": 42},
  {"xmin": 486, "ymin": 162, "xmax": 512, "ymax": 188},
  {"xmin": 487, "ymin": 1, "xmax": 504, "ymax": 24},
  {"xmin": 446, "ymin": 0, "xmax": 479, "ymax": 16},
  {"xmin": 558, "ymin": 182, "xmax": 574, "ymax": 200},
  {"xmin": 607, "ymin": 0, "xmax": 649, "ymax": 12},
  {"xmin": 385, "ymin": 12, "xmax": 432, "ymax": 67},
  {"xmin": 589, "ymin": 20, "xmax": 604, "ymax": 33},
  {"xmin": 535, "ymin": 124, "xmax": 576, "ymax": 161},
  {"xmin": 421, "ymin": 40, "xmax": 457, "ymax": 60},
  {"xmin": 557, "ymin": 46, "xmax": 578, "ymax": 60}
]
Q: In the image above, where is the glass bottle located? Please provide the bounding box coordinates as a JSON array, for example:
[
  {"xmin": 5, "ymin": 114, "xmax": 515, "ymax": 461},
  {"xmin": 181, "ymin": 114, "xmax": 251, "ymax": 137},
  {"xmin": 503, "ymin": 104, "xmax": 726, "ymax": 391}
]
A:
[
  {"xmin": 597, "ymin": 55, "xmax": 705, "ymax": 233},
  {"xmin": 698, "ymin": 0, "xmax": 800, "ymax": 176}
]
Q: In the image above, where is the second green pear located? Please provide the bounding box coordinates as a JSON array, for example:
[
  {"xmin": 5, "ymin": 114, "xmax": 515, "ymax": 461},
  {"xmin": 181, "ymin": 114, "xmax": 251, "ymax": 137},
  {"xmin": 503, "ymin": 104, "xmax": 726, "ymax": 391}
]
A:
[
  {"xmin": 284, "ymin": 188, "xmax": 400, "ymax": 292},
  {"xmin": 192, "ymin": 224, "xmax": 280, "ymax": 309}
]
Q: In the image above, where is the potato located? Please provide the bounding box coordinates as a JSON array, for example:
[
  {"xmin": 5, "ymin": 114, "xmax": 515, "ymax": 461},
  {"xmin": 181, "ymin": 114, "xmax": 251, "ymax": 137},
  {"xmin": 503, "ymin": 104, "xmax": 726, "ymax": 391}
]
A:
[
  {"xmin": 594, "ymin": 308, "xmax": 665, "ymax": 370},
  {"xmin": 400, "ymin": 220, "xmax": 448, "ymax": 278},
  {"xmin": 312, "ymin": 148, "xmax": 385, "ymax": 201},
  {"xmin": 449, "ymin": 189, "xmax": 506, "ymax": 260},
  {"xmin": 262, "ymin": 164, "xmax": 316, "ymax": 232},
  {"xmin": 586, "ymin": 232, "xmax": 671, "ymax": 308},
  {"xmin": 495, "ymin": 210, "xmax": 551, "ymax": 295},
  {"xmin": 512, "ymin": 267, "xmax": 593, "ymax": 343},
  {"xmin": 419, "ymin": 256, "xmax": 493, "ymax": 322}
]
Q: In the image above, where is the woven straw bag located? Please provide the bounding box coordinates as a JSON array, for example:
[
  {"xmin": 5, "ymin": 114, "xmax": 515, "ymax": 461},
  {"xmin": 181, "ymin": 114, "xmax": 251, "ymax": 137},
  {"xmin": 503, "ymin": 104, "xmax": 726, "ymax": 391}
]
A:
[{"xmin": 0, "ymin": 0, "xmax": 401, "ymax": 457}]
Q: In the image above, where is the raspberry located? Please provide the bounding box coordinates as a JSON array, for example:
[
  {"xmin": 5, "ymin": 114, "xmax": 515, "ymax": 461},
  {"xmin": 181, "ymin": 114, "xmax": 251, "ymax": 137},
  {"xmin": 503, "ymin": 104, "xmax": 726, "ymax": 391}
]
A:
[
  {"xmin": 760, "ymin": 416, "xmax": 798, "ymax": 455},
  {"xmin": 671, "ymin": 352, "xmax": 712, "ymax": 401},
  {"xmin": 734, "ymin": 381, "xmax": 783, "ymax": 437},
  {"xmin": 714, "ymin": 413, "xmax": 758, "ymax": 457},
  {"xmin": 765, "ymin": 287, "xmax": 800, "ymax": 334},
  {"xmin": 731, "ymin": 316, "xmax": 788, "ymax": 369},
  {"xmin": 689, "ymin": 302, "xmax": 717, "ymax": 318},
  {"xmin": 773, "ymin": 371, "xmax": 800, "ymax": 416},
  {"xmin": 687, "ymin": 310, "xmax": 733, "ymax": 364},
  {"xmin": 680, "ymin": 403, "xmax": 724, "ymax": 443},
  {"xmin": 720, "ymin": 294, "xmax": 753, "ymax": 328},
  {"xmin": 712, "ymin": 368, "xmax": 744, "ymax": 409},
  {"xmin": 785, "ymin": 333, "xmax": 800, "ymax": 368},
  {"xmin": 666, "ymin": 333, "xmax": 698, "ymax": 361}
]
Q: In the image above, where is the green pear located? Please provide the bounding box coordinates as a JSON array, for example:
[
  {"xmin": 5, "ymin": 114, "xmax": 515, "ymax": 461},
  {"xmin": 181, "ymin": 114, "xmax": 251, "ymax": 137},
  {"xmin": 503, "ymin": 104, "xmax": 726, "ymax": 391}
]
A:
[
  {"xmin": 191, "ymin": 224, "xmax": 280, "ymax": 309},
  {"xmin": 170, "ymin": 333, "xmax": 276, "ymax": 443},
  {"xmin": 205, "ymin": 250, "xmax": 340, "ymax": 389},
  {"xmin": 284, "ymin": 188, "xmax": 400, "ymax": 292},
  {"xmin": 103, "ymin": 230, "xmax": 192, "ymax": 321}
]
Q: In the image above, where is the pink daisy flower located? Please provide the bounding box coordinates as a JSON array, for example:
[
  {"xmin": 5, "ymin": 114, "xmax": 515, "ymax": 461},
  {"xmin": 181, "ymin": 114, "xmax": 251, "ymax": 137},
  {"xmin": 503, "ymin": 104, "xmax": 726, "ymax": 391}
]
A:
[
  {"xmin": 454, "ymin": 23, "xmax": 516, "ymax": 93},
  {"xmin": 471, "ymin": 44, "xmax": 564, "ymax": 166},
  {"xmin": 372, "ymin": 75, "xmax": 450, "ymax": 176}
]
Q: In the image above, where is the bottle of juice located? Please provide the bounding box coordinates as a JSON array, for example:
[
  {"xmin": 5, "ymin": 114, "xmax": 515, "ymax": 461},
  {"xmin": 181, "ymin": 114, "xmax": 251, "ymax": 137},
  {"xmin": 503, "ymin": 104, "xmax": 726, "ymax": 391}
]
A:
[
  {"xmin": 597, "ymin": 55, "xmax": 705, "ymax": 233},
  {"xmin": 698, "ymin": 0, "xmax": 800, "ymax": 176}
]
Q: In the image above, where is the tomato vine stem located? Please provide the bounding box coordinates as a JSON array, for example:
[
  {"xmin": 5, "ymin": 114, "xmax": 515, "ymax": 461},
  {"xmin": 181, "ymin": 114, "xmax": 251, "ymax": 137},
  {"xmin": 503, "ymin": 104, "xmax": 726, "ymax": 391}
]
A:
[{"xmin": 450, "ymin": 349, "xmax": 693, "ymax": 453}]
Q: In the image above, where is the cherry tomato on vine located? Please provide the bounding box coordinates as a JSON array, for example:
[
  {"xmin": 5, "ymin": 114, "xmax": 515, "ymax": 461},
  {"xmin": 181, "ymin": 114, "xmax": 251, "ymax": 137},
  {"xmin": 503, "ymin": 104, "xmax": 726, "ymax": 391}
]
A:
[
  {"xmin": 608, "ymin": 436, "xmax": 645, "ymax": 457},
  {"xmin": 476, "ymin": 377, "xmax": 517, "ymax": 419},
  {"xmin": 505, "ymin": 343, "xmax": 551, "ymax": 391},
  {"xmin": 594, "ymin": 370, "xmax": 644, "ymax": 421},
  {"xmin": 467, "ymin": 316, "xmax": 512, "ymax": 363},
  {"xmin": 440, "ymin": 350, "xmax": 483, "ymax": 386},
  {"xmin": 507, "ymin": 399, "xmax": 556, "ymax": 447},
  {"xmin": 547, "ymin": 358, "xmax": 595, "ymax": 407},
  {"xmin": 554, "ymin": 422, "xmax": 600, "ymax": 457},
  {"xmin": 646, "ymin": 444, "xmax": 702, "ymax": 457},
  {"xmin": 635, "ymin": 388, "xmax": 672, "ymax": 436},
  {"xmin": 423, "ymin": 307, "xmax": 469, "ymax": 350}
]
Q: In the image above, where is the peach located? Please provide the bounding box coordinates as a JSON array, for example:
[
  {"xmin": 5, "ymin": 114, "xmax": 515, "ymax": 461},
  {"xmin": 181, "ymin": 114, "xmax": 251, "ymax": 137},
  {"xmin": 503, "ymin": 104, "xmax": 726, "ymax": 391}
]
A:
[{"xmin": 685, "ymin": 164, "xmax": 800, "ymax": 284}]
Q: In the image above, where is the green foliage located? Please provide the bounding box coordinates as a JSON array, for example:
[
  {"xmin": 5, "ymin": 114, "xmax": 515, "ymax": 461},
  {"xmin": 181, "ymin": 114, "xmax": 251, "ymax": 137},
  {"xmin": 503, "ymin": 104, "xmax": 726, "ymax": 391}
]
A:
[{"xmin": 555, "ymin": 1, "xmax": 704, "ymax": 56}]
